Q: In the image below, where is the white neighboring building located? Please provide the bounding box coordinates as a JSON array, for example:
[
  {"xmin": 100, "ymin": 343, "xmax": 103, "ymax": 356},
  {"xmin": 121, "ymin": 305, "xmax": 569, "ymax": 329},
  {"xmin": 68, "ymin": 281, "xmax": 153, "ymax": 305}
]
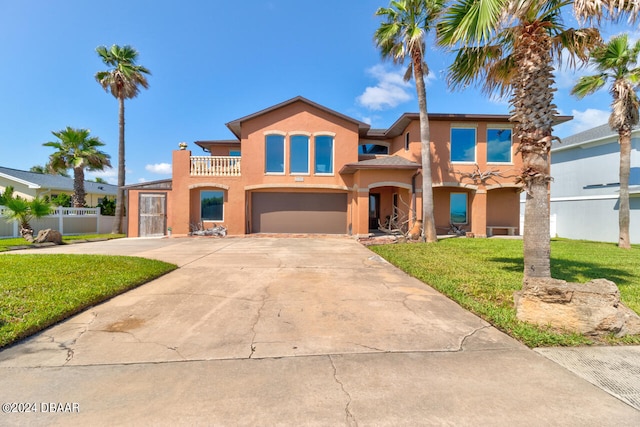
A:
[{"xmin": 549, "ymin": 124, "xmax": 640, "ymax": 243}]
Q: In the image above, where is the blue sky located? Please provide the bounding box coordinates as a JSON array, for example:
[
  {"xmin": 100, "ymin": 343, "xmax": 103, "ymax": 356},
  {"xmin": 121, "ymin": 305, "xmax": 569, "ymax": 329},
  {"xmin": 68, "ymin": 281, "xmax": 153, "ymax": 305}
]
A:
[{"xmin": 0, "ymin": 1, "xmax": 636, "ymax": 185}]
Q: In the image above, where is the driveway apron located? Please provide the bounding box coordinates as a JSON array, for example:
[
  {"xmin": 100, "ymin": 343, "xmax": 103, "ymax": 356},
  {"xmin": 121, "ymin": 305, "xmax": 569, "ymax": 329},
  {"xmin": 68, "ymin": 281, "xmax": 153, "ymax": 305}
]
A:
[{"xmin": 0, "ymin": 237, "xmax": 638, "ymax": 426}]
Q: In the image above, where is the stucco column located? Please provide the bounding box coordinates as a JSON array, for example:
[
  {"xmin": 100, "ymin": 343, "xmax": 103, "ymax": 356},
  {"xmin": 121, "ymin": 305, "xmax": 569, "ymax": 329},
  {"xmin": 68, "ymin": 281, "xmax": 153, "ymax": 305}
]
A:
[
  {"xmin": 170, "ymin": 149, "xmax": 192, "ymax": 236},
  {"xmin": 355, "ymin": 188, "xmax": 370, "ymax": 236},
  {"xmin": 471, "ymin": 190, "xmax": 487, "ymax": 238}
]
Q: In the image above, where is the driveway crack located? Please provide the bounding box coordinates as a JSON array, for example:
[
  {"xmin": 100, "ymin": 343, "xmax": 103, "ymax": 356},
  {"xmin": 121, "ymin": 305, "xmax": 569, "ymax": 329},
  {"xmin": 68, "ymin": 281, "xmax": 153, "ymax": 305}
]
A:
[
  {"xmin": 329, "ymin": 355, "xmax": 357, "ymax": 427},
  {"xmin": 458, "ymin": 325, "xmax": 491, "ymax": 351},
  {"xmin": 249, "ymin": 282, "xmax": 271, "ymax": 359}
]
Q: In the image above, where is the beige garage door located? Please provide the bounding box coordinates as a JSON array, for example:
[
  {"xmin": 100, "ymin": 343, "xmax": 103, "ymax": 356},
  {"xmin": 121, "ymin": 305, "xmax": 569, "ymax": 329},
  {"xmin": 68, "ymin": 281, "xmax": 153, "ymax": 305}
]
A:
[{"xmin": 251, "ymin": 192, "xmax": 347, "ymax": 234}]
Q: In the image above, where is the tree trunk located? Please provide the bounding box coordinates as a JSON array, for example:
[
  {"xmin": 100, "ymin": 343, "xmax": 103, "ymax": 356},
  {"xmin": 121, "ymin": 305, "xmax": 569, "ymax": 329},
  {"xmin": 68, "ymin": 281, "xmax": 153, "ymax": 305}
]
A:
[
  {"xmin": 112, "ymin": 96, "xmax": 126, "ymax": 234},
  {"xmin": 523, "ymin": 165, "xmax": 551, "ymax": 278},
  {"xmin": 73, "ymin": 167, "xmax": 86, "ymax": 207},
  {"xmin": 618, "ymin": 128, "xmax": 631, "ymax": 249},
  {"xmin": 412, "ymin": 50, "xmax": 437, "ymax": 243}
]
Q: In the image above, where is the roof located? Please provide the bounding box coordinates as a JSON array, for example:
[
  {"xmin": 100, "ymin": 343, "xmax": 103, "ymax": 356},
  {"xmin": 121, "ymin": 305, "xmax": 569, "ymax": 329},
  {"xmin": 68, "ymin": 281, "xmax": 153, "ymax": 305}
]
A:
[
  {"xmin": 124, "ymin": 179, "xmax": 173, "ymax": 190},
  {"xmin": 225, "ymin": 96, "xmax": 371, "ymax": 139},
  {"xmin": 552, "ymin": 124, "xmax": 640, "ymax": 152},
  {"xmin": 194, "ymin": 139, "xmax": 241, "ymax": 153},
  {"xmin": 0, "ymin": 166, "xmax": 118, "ymax": 194},
  {"xmin": 340, "ymin": 156, "xmax": 421, "ymax": 174}
]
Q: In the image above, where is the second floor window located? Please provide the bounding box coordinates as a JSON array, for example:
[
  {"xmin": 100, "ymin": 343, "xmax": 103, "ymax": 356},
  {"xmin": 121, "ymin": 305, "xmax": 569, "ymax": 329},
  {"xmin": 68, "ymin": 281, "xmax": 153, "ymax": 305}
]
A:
[
  {"xmin": 290, "ymin": 135, "xmax": 310, "ymax": 174},
  {"xmin": 487, "ymin": 128, "xmax": 512, "ymax": 163},
  {"xmin": 265, "ymin": 134, "xmax": 285, "ymax": 173},
  {"xmin": 315, "ymin": 135, "xmax": 334, "ymax": 174},
  {"xmin": 451, "ymin": 128, "xmax": 476, "ymax": 162}
]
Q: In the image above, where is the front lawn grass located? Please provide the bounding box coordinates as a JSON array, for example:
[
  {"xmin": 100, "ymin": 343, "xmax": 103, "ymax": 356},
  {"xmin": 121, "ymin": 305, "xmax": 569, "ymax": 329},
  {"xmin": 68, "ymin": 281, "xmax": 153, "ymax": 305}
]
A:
[
  {"xmin": 0, "ymin": 254, "xmax": 176, "ymax": 348},
  {"xmin": 0, "ymin": 234, "xmax": 126, "ymax": 252},
  {"xmin": 369, "ymin": 238, "xmax": 640, "ymax": 348}
]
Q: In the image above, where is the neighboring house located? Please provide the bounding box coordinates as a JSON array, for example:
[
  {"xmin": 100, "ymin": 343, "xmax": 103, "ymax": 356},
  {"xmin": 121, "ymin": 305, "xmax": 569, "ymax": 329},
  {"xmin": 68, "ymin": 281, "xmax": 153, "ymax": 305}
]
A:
[
  {"xmin": 0, "ymin": 166, "xmax": 117, "ymax": 206},
  {"xmin": 126, "ymin": 96, "xmax": 557, "ymax": 238},
  {"xmin": 550, "ymin": 123, "xmax": 640, "ymax": 243}
]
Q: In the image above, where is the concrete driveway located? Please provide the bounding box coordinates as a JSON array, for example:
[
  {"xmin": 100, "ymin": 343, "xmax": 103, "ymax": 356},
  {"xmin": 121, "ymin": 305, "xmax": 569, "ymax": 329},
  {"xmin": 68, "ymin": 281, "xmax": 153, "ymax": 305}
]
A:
[{"xmin": 0, "ymin": 237, "xmax": 638, "ymax": 426}]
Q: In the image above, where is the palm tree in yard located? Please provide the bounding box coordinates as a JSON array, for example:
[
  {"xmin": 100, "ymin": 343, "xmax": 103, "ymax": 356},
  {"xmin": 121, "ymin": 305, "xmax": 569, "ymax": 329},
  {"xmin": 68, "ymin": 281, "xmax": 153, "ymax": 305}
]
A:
[
  {"xmin": 437, "ymin": 0, "xmax": 602, "ymax": 279},
  {"xmin": 95, "ymin": 44, "xmax": 150, "ymax": 234},
  {"xmin": 44, "ymin": 127, "xmax": 112, "ymax": 207},
  {"xmin": 374, "ymin": 0, "xmax": 445, "ymax": 243},
  {"xmin": 2, "ymin": 187, "xmax": 52, "ymax": 241},
  {"xmin": 572, "ymin": 34, "xmax": 640, "ymax": 249}
]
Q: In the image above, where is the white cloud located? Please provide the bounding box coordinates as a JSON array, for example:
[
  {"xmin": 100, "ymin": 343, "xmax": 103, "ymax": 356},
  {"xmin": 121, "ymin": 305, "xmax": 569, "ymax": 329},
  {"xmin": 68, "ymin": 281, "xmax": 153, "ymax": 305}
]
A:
[
  {"xmin": 570, "ymin": 108, "xmax": 609, "ymax": 133},
  {"xmin": 145, "ymin": 163, "xmax": 172, "ymax": 174},
  {"xmin": 556, "ymin": 108, "xmax": 609, "ymax": 137},
  {"xmin": 357, "ymin": 65, "xmax": 414, "ymax": 110}
]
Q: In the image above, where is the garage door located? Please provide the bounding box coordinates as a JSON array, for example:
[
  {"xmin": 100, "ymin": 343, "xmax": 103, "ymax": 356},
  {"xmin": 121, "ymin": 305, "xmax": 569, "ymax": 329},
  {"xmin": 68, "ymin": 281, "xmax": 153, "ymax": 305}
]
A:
[{"xmin": 252, "ymin": 192, "xmax": 347, "ymax": 234}]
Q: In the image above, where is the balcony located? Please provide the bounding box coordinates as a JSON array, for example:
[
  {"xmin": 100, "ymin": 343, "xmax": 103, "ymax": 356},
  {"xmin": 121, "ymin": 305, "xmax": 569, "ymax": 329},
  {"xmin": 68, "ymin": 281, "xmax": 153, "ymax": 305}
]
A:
[{"xmin": 190, "ymin": 156, "xmax": 241, "ymax": 176}]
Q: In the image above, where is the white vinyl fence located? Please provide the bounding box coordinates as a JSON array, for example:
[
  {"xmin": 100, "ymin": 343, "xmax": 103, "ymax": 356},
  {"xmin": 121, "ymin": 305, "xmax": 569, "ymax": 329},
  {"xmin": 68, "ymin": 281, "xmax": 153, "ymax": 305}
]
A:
[{"xmin": 0, "ymin": 206, "xmax": 125, "ymax": 238}]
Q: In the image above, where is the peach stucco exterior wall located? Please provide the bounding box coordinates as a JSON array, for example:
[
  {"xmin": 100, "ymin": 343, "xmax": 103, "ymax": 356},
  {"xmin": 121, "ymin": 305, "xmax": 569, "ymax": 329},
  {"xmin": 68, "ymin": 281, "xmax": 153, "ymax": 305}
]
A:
[{"xmin": 128, "ymin": 99, "xmax": 523, "ymax": 238}]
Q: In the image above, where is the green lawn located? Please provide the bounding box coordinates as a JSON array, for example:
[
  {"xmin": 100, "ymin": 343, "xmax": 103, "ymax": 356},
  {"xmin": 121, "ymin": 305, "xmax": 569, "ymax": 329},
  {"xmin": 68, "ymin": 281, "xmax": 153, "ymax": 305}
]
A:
[
  {"xmin": 0, "ymin": 254, "xmax": 176, "ymax": 348},
  {"xmin": 0, "ymin": 234, "xmax": 126, "ymax": 251},
  {"xmin": 370, "ymin": 238, "xmax": 640, "ymax": 347}
]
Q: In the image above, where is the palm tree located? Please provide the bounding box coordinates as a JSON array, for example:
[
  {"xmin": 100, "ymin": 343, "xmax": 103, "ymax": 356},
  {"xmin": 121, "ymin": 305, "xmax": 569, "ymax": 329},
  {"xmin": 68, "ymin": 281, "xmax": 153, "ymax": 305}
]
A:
[
  {"xmin": 438, "ymin": 0, "xmax": 601, "ymax": 278},
  {"xmin": 374, "ymin": 0, "xmax": 445, "ymax": 243},
  {"xmin": 44, "ymin": 127, "xmax": 112, "ymax": 207},
  {"xmin": 30, "ymin": 165, "xmax": 70, "ymax": 177},
  {"xmin": 95, "ymin": 44, "xmax": 150, "ymax": 233},
  {"xmin": 2, "ymin": 193, "xmax": 52, "ymax": 241},
  {"xmin": 572, "ymin": 34, "xmax": 640, "ymax": 249}
]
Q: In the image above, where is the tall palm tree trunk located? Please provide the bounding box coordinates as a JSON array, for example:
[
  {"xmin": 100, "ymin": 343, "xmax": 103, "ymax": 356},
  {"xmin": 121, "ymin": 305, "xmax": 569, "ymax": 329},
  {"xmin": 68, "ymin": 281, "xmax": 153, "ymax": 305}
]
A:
[
  {"xmin": 413, "ymin": 50, "xmax": 438, "ymax": 242},
  {"xmin": 619, "ymin": 128, "xmax": 631, "ymax": 248},
  {"xmin": 512, "ymin": 23, "xmax": 555, "ymax": 279},
  {"xmin": 72, "ymin": 167, "xmax": 86, "ymax": 207},
  {"xmin": 112, "ymin": 96, "xmax": 126, "ymax": 234}
]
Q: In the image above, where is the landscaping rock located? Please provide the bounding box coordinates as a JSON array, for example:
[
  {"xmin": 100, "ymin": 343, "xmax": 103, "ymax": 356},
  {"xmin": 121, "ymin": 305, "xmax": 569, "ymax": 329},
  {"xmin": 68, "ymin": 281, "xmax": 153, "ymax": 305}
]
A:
[
  {"xmin": 34, "ymin": 229, "xmax": 63, "ymax": 245},
  {"xmin": 514, "ymin": 277, "xmax": 640, "ymax": 337}
]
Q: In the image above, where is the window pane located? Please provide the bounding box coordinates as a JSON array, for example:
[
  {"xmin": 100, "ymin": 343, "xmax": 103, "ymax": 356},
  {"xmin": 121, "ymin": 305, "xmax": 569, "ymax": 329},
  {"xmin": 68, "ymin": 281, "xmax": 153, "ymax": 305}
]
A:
[
  {"xmin": 315, "ymin": 135, "xmax": 333, "ymax": 174},
  {"xmin": 290, "ymin": 135, "xmax": 309, "ymax": 173},
  {"xmin": 358, "ymin": 144, "xmax": 388, "ymax": 155},
  {"xmin": 451, "ymin": 128, "xmax": 476, "ymax": 162},
  {"xmin": 450, "ymin": 193, "xmax": 467, "ymax": 224},
  {"xmin": 265, "ymin": 134, "xmax": 284, "ymax": 173},
  {"xmin": 487, "ymin": 128, "xmax": 512, "ymax": 162},
  {"xmin": 201, "ymin": 190, "xmax": 224, "ymax": 221},
  {"xmin": 229, "ymin": 150, "xmax": 241, "ymax": 157}
]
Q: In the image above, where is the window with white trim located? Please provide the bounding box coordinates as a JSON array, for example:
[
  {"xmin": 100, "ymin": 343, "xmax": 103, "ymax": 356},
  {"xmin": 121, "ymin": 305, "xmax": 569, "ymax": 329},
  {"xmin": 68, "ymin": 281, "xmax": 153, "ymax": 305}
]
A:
[
  {"xmin": 201, "ymin": 190, "xmax": 224, "ymax": 221},
  {"xmin": 314, "ymin": 135, "xmax": 334, "ymax": 174},
  {"xmin": 290, "ymin": 135, "xmax": 310, "ymax": 174},
  {"xmin": 487, "ymin": 128, "xmax": 512, "ymax": 163},
  {"xmin": 265, "ymin": 134, "xmax": 285, "ymax": 173},
  {"xmin": 450, "ymin": 193, "xmax": 468, "ymax": 224},
  {"xmin": 451, "ymin": 127, "xmax": 476, "ymax": 162}
]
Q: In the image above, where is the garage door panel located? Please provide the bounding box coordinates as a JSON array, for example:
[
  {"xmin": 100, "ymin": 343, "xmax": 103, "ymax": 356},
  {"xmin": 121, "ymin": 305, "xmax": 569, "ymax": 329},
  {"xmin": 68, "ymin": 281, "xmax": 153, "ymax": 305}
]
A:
[{"xmin": 252, "ymin": 193, "xmax": 347, "ymax": 234}]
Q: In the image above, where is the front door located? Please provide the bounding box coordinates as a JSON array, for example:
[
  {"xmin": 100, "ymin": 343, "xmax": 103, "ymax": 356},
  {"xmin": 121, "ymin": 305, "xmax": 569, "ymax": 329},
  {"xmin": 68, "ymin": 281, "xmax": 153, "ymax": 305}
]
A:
[
  {"xmin": 369, "ymin": 193, "xmax": 380, "ymax": 230},
  {"xmin": 139, "ymin": 193, "xmax": 166, "ymax": 237}
]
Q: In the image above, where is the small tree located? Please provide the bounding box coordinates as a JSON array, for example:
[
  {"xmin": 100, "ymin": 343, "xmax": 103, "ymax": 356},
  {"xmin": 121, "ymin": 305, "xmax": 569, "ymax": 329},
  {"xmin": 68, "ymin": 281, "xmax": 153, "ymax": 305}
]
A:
[{"xmin": 3, "ymin": 196, "xmax": 52, "ymax": 241}]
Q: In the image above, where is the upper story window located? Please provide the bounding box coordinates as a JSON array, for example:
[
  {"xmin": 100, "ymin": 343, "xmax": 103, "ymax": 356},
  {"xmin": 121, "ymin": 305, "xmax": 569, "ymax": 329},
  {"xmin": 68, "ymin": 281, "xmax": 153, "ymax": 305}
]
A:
[
  {"xmin": 487, "ymin": 128, "xmax": 512, "ymax": 163},
  {"xmin": 290, "ymin": 134, "xmax": 310, "ymax": 174},
  {"xmin": 265, "ymin": 134, "xmax": 285, "ymax": 174},
  {"xmin": 358, "ymin": 144, "xmax": 389, "ymax": 155},
  {"xmin": 405, "ymin": 132, "xmax": 410, "ymax": 151},
  {"xmin": 229, "ymin": 150, "xmax": 241, "ymax": 157},
  {"xmin": 315, "ymin": 135, "xmax": 334, "ymax": 174},
  {"xmin": 451, "ymin": 127, "xmax": 476, "ymax": 163}
]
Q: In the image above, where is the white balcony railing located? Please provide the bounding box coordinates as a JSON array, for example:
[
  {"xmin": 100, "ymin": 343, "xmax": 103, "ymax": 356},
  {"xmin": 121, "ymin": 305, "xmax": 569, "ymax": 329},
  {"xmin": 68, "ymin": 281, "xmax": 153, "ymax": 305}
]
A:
[{"xmin": 190, "ymin": 156, "xmax": 241, "ymax": 177}]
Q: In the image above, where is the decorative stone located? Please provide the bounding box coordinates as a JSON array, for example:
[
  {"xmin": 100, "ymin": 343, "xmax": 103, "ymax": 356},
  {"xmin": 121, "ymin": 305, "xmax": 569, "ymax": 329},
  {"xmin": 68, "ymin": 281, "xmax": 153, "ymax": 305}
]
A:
[
  {"xmin": 514, "ymin": 277, "xmax": 640, "ymax": 337},
  {"xmin": 34, "ymin": 229, "xmax": 63, "ymax": 245}
]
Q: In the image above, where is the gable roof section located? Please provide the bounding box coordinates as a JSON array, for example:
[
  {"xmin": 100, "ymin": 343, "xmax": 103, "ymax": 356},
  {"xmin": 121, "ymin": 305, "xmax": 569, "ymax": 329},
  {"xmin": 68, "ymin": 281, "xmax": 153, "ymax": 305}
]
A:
[
  {"xmin": 225, "ymin": 96, "xmax": 372, "ymax": 139},
  {"xmin": 0, "ymin": 166, "xmax": 117, "ymax": 194},
  {"xmin": 552, "ymin": 123, "xmax": 620, "ymax": 152},
  {"xmin": 340, "ymin": 156, "xmax": 420, "ymax": 174}
]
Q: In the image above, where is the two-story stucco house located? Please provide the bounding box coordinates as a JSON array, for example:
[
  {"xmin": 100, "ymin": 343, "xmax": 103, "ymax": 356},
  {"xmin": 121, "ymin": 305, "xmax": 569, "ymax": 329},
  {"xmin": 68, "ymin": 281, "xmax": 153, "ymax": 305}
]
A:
[
  {"xmin": 125, "ymin": 96, "xmax": 538, "ymax": 238},
  {"xmin": 550, "ymin": 123, "xmax": 640, "ymax": 243}
]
